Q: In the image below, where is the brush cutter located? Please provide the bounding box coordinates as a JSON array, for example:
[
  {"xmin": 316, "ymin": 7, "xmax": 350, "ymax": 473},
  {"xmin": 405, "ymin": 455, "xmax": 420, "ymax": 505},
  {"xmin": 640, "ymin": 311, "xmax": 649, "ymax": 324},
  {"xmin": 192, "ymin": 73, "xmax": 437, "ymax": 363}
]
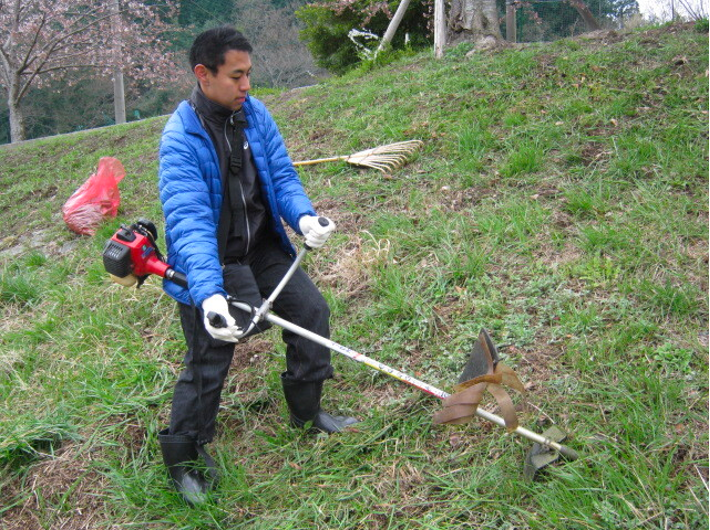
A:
[
  {"xmin": 102, "ymin": 220, "xmax": 579, "ymax": 473},
  {"xmin": 293, "ymin": 140, "xmax": 423, "ymax": 174}
]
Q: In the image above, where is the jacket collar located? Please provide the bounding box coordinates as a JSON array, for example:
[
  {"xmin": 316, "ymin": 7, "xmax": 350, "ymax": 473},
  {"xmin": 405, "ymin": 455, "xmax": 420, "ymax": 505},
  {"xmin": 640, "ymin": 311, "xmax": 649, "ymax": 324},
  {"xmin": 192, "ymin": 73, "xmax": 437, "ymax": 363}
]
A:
[
  {"xmin": 190, "ymin": 85, "xmax": 234, "ymax": 124},
  {"xmin": 180, "ymin": 93, "xmax": 252, "ymax": 136}
]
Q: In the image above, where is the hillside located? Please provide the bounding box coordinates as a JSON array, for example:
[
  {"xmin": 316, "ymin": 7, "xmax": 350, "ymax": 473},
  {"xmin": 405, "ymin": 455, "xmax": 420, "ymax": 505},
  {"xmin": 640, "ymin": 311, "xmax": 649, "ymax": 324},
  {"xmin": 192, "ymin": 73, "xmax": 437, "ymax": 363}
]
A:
[{"xmin": 0, "ymin": 22, "xmax": 708, "ymax": 530}]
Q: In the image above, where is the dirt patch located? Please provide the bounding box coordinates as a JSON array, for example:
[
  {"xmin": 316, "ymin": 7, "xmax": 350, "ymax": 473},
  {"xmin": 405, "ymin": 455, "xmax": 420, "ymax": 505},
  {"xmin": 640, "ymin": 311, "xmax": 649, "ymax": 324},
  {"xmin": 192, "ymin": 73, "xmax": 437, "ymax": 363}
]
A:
[
  {"xmin": 578, "ymin": 29, "xmax": 626, "ymax": 45},
  {"xmin": 536, "ymin": 238, "xmax": 583, "ymax": 269},
  {"xmin": 0, "ymin": 227, "xmax": 81, "ymax": 260},
  {"xmin": 21, "ymin": 185, "xmax": 59, "ymax": 206},
  {"xmin": 685, "ymin": 240, "xmax": 710, "ymax": 264},
  {"xmin": 439, "ymin": 185, "xmax": 495, "ymax": 213},
  {"xmin": 2, "ymin": 444, "xmax": 111, "ymax": 530},
  {"xmin": 230, "ymin": 336, "xmax": 275, "ymax": 373},
  {"xmin": 580, "ymin": 141, "xmax": 610, "ymax": 167},
  {"xmin": 0, "ymin": 185, "xmax": 60, "ymax": 217}
]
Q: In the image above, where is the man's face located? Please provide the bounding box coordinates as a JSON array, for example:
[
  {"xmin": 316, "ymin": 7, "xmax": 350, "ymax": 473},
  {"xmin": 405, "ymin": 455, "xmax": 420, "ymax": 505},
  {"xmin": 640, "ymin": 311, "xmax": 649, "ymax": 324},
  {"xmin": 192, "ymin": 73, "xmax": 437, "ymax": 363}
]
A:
[{"xmin": 196, "ymin": 49, "xmax": 252, "ymax": 111}]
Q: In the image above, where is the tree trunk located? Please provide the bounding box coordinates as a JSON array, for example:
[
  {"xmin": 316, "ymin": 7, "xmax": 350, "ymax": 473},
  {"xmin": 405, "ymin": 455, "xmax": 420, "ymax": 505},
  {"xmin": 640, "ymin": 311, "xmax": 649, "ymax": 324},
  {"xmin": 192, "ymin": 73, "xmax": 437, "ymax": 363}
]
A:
[
  {"xmin": 448, "ymin": 0, "xmax": 503, "ymax": 46},
  {"xmin": 7, "ymin": 82, "xmax": 26, "ymax": 143},
  {"xmin": 567, "ymin": 0, "xmax": 601, "ymax": 31},
  {"xmin": 378, "ymin": 0, "xmax": 412, "ymax": 52},
  {"xmin": 111, "ymin": 0, "xmax": 126, "ymax": 124}
]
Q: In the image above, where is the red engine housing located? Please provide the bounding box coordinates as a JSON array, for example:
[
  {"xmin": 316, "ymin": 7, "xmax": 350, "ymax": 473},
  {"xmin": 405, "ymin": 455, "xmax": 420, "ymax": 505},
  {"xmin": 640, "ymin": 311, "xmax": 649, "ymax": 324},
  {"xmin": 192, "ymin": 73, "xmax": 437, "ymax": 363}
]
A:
[{"xmin": 102, "ymin": 224, "xmax": 169, "ymax": 281}]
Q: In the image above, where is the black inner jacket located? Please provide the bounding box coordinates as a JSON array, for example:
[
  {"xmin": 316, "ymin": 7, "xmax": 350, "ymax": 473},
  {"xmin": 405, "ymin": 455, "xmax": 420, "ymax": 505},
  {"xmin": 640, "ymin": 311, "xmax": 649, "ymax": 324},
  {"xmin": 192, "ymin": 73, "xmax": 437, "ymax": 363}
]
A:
[{"xmin": 189, "ymin": 86, "xmax": 268, "ymax": 264}]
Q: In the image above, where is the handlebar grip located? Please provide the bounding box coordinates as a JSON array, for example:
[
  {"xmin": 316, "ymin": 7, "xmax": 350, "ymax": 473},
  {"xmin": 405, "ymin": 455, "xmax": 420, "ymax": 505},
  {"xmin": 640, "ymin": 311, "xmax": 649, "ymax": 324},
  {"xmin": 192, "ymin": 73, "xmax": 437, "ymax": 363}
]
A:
[
  {"xmin": 303, "ymin": 217, "xmax": 331, "ymax": 251},
  {"xmin": 206, "ymin": 311, "xmax": 227, "ymax": 328}
]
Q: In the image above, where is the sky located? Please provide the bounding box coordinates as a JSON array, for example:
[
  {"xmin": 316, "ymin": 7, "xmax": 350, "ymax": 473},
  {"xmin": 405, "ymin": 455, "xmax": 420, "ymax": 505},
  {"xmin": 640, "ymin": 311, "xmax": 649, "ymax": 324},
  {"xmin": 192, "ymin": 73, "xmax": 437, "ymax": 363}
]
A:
[{"xmin": 635, "ymin": 0, "xmax": 709, "ymax": 19}]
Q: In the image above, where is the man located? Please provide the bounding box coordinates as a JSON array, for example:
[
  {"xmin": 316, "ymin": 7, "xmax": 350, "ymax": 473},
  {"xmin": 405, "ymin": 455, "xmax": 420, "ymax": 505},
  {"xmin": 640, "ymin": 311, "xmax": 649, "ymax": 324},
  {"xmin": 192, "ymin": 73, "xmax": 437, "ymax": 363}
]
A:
[{"xmin": 157, "ymin": 26, "xmax": 358, "ymax": 505}]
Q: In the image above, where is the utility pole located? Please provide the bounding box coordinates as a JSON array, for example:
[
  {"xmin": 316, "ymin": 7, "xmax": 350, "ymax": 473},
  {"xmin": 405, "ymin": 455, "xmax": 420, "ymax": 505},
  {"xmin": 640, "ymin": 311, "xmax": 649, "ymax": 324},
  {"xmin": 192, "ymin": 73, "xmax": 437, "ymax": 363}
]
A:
[
  {"xmin": 506, "ymin": 0, "xmax": 517, "ymax": 43},
  {"xmin": 434, "ymin": 0, "xmax": 446, "ymax": 58},
  {"xmin": 111, "ymin": 0, "xmax": 126, "ymax": 125}
]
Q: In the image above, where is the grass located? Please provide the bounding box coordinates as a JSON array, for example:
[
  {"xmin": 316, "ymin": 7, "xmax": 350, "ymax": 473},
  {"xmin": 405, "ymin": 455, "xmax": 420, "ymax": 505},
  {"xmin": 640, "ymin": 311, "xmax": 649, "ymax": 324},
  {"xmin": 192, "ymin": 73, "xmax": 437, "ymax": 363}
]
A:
[{"xmin": 0, "ymin": 21, "xmax": 708, "ymax": 530}]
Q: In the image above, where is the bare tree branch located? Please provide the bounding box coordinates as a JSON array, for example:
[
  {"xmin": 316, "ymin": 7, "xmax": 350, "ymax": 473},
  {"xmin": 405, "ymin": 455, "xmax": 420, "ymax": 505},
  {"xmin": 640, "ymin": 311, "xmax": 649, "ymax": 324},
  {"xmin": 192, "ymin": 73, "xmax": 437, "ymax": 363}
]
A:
[
  {"xmin": 676, "ymin": 0, "xmax": 708, "ymax": 20},
  {"xmin": 18, "ymin": 11, "xmax": 47, "ymax": 73},
  {"xmin": 0, "ymin": 0, "xmax": 179, "ymax": 141}
]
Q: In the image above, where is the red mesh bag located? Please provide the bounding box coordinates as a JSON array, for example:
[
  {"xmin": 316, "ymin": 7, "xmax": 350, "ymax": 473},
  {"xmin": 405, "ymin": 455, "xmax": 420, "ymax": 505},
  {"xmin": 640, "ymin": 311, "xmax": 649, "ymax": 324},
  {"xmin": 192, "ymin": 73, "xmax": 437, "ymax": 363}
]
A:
[{"xmin": 62, "ymin": 157, "xmax": 126, "ymax": 236}]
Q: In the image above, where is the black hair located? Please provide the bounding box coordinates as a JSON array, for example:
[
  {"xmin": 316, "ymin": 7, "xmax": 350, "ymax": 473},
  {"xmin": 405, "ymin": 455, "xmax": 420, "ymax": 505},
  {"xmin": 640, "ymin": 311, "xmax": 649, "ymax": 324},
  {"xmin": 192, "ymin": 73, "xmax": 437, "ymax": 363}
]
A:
[{"xmin": 189, "ymin": 25, "xmax": 253, "ymax": 73}]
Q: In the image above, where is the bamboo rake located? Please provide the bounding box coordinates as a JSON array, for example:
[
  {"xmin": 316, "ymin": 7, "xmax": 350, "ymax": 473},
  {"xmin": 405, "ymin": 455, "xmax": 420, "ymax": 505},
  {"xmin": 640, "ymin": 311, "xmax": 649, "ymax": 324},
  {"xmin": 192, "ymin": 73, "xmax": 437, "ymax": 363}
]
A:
[{"xmin": 293, "ymin": 140, "xmax": 423, "ymax": 173}]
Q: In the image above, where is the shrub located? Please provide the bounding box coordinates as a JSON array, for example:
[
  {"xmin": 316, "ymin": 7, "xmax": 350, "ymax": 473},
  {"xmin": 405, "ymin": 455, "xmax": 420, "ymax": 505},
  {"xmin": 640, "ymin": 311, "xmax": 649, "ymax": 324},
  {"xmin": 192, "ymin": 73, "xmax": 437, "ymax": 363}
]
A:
[{"xmin": 296, "ymin": 0, "xmax": 433, "ymax": 74}]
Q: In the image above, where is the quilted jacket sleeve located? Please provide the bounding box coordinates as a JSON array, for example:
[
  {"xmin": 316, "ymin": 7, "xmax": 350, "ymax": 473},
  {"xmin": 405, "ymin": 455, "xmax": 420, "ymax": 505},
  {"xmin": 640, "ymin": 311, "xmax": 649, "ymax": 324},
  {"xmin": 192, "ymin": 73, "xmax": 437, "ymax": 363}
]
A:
[
  {"xmin": 250, "ymin": 99, "xmax": 315, "ymax": 231},
  {"xmin": 158, "ymin": 112, "xmax": 225, "ymax": 306}
]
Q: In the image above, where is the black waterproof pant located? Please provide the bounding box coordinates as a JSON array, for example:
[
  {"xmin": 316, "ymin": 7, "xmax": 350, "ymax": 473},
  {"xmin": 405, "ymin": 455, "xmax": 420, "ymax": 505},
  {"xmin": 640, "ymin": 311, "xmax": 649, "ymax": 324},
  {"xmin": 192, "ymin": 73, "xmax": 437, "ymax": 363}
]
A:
[{"xmin": 169, "ymin": 237, "xmax": 333, "ymax": 445}]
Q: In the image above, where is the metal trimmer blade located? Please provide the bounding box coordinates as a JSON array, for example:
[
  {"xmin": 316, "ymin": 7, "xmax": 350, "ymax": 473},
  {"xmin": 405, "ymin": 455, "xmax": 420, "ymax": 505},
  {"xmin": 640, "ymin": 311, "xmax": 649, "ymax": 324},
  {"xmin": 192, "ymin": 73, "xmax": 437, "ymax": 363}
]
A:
[
  {"xmin": 458, "ymin": 329, "xmax": 499, "ymax": 386},
  {"xmin": 523, "ymin": 425, "xmax": 570, "ymax": 480}
]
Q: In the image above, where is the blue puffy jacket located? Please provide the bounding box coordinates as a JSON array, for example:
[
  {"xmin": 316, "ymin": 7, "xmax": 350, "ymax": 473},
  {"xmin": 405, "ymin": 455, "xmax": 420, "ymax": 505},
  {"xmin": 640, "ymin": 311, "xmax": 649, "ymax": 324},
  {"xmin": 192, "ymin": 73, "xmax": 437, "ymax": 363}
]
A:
[{"xmin": 158, "ymin": 95, "xmax": 316, "ymax": 306}]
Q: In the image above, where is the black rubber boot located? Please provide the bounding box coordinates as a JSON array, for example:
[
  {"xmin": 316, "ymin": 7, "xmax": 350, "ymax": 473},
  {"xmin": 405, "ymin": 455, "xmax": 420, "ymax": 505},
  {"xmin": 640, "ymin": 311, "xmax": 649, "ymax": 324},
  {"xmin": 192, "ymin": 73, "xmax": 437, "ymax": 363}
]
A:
[
  {"xmin": 281, "ymin": 374, "xmax": 359, "ymax": 434},
  {"xmin": 158, "ymin": 429, "xmax": 217, "ymax": 505}
]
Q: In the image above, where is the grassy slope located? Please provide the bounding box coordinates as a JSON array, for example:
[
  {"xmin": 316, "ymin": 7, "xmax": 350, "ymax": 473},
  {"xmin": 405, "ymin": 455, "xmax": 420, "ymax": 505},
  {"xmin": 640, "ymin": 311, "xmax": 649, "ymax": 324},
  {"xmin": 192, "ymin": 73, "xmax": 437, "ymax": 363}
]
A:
[{"xmin": 0, "ymin": 22, "xmax": 707, "ymax": 530}]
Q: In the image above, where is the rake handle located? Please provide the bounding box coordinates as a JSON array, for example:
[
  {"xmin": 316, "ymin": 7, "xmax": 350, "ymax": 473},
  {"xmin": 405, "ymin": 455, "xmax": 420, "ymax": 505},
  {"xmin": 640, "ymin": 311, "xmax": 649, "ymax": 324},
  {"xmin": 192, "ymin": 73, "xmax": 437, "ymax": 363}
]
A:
[
  {"xmin": 293, "ymin": 156, "xmax": 348, "ymax": 167},
  {"xmin": 229, "ymin": 300, "xmax": 579, "ymax": 460}
]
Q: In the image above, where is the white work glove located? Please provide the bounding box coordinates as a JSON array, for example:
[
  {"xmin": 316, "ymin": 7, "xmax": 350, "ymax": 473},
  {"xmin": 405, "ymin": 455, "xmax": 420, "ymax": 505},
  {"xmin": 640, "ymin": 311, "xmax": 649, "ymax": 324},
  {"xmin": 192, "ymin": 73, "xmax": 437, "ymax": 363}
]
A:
[
  {"xmin": 298, "ymin": 215, "xmax": 335, "ymax": 249},
  {"xmin": 201, "ymin": 294, "xmax": 242, "ymax": 342}
]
